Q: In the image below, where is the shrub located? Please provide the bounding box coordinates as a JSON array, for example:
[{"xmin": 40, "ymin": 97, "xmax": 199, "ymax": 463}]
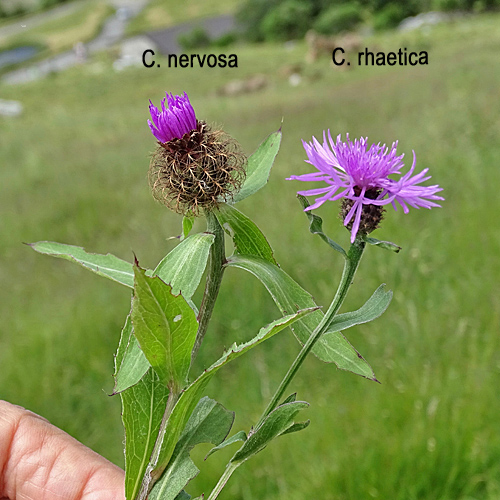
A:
[
  {"xmin": 260, "ymin": 0, "xmax": 313, "ymax": 41},
  {"xmin": 431, "ymin": 0, "xmax": 468, "ymax": 9},
  {"xmin": 313, "ymin": 3, "xmax": 363, "ymax": 35},
  {"xmin": 373, "ymin": 3, "xmax": 407, "ymax": 30},
  {"xmin": 211, "ymin": 32, "xmax": 238, "ymax": 48},
  {"xmin": 177, "ymin": 27, "xmax": 211, "ymax": 50},
  {"xmin": 236, "ymin": 0, "xmax": 280, "ymax": 42}
]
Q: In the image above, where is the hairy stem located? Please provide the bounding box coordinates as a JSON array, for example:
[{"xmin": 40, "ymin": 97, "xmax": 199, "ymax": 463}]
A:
[
  {"xmin": 191, "ymin": 211, "xmax": 226, "ymax": 363},
  {"xmin": 138, "ymin": 389, "xmax": 178, "ymax": 500},
  {"xmin": 138, "ymin": 213, "xmax": 226, "ymax": 499},
  {"xmin": 256, "ymin": 237, "xmax": 366, "ymax": 427}
]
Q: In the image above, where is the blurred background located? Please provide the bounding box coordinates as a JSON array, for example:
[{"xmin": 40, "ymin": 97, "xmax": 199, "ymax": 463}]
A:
[{"xmin": 1, "ymin": 0, "xmax": 500, "ymax": 498}]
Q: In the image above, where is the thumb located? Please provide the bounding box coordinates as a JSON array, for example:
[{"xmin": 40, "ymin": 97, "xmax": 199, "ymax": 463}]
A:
[{"xmin": 0, "ymin": 400, "xmax": 124, "ymax": 500}]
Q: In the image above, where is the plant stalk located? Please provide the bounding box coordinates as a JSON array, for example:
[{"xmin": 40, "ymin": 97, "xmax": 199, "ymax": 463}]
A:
[
  {"xmin": 139, "ymin": 213, "xmax": 226, "ymax": 499},
  {"xmin": 206, "ymin": 462, "xmax": 240, "ymax": 500},
  {"xmin": 256, "ymin": 237, "xmax": 366, "ymax": 427},
  {"xmin": 138, "ymin": 389, "xmax": 178, "ymax": 500},
  {"xmin": 205, "ymin": 238, "xmax": 366, "ymax": 500},
  {"xmin": 191, "ymin": 210, "xmax": 226, "ymax": 363}
]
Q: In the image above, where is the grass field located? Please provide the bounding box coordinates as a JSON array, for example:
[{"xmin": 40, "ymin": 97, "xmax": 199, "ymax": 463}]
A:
[{"xmin": 1, "ymin": 12, "xmax": 500, "ymax": 500}]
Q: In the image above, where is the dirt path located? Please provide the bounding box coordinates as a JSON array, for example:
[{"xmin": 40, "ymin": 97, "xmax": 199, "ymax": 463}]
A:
[
  {"xmin": 0, "ymin": 0, "xmax": 86, "ymax": 39},
  {"xmin": 1, "ymin": 0, "xmax": 148, "ymax": 85}
]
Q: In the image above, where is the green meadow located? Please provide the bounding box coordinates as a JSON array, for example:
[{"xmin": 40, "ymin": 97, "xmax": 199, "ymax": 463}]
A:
[{"xmin": 1, "ymin": 12, "xmax": 500, "ymax": 499}]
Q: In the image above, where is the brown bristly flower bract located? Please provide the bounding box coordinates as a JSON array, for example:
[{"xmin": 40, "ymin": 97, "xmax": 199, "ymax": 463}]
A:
[{"xmin": 148, "ymin": 121, "xmax": 246, "ymax": 215}]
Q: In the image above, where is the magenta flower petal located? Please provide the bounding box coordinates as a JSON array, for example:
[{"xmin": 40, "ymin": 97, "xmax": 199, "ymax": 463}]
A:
[
  {"xmin": 289, "ymin": 132, "xmax": 444, "ymax": 242},
  {"xmin": 147, "ymin": 91, "xmax": 197, "ymax": 143}
]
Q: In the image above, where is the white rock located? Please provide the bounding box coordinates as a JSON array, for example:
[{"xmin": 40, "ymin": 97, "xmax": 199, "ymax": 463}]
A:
[{"xmin": 0, "ymin": 99, "xmax": 23, "ymax": 117}]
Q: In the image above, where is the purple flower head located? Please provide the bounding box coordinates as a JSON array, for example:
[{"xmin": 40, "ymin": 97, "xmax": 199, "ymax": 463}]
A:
[
  {"xmin": 148, "ymin": 92, "xmax": 197, "ymax": 143},
  {"xmin": 288, "ymin": 132, "xmax": 444, "ymax": 243}
]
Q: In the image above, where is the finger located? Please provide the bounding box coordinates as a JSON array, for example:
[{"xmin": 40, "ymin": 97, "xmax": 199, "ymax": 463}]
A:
[{"xmin": 0, "ymin": 400, "xmax": 125, "ymax": 500}]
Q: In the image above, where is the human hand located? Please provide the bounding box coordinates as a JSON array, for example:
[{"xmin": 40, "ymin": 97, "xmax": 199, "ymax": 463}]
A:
[{"xmin": 0, "ymin": 400, "xmax": 124, "ymax": 500}]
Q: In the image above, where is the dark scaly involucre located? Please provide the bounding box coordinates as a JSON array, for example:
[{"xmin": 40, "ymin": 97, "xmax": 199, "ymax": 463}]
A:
[
  {"xmin": 147, "ymin": 92, "xmax": 246, "ymax": 215},
  {"xmin": 149, "ymin": 121, "xmax": 246, "ymax": 215}
]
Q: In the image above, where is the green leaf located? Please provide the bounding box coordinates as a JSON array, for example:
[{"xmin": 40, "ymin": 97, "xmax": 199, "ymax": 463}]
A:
[
  {"xmin": 132, "ymin": 264, "xmax": 198, "ymax": 390},
  {"xmin": 280, "ymin": 420, "xmax": 310, "ymax": 436},
  {"xmin": 175, "ymin": 491, "xmax": 191, "ymax": 500},
  {"xmin": 233, "ymin": 129, "xmax": 282, "ymax": 203},
  {"xmin": 280, "ymin": 393, "xmax": 297, "ymax": 405},
  {"xmin": 149, "ymin": 397, "xmax": 234, "ymax": 500},
  {"xmin": 152, "ymin": 308, "xmax": 317, "ymax": 480},
  {"xmin": 225, "ymin": 255, "xmax": 376, "ymax": 380},
  {"xmin": 297, "ymin": 195, "xmax": 347, "ymax": 258},
  {"xmin": 114, "ymin": 314, "xmax": 150, "ymax": 394},
  {"xmin": 363, "ymin": 236, "xmax": 401, "ymax": 253},
  {"xmin": 215, "ymin": 203, "xmax": 276, "ymax": 264},
  {"xmin": 205, "ymin": 430, "xmax": 247, "ymax": 460},
  {"xmin": 121, "ymin": 368, "xmax": 170, "ymax": 500},
  {"xmin": 154, "ymin": 233, "xmax": 215, "ymax": 299},
  {"xmin": 231, "ymin": 401, "xmax": 309, "ymax": 464},
  {"xmin": 115, "ymin": 314, "xmax": 132, "ymax": 374},
  {"xmin": 181, "ymin": 217, "xmax": 195, "ymax": 241},
  {"xmin": 29, "ymin": 241, "xmax": 134, "ymax": 287},
  {"xmin": 325, "ymin": 284, "xmax": 392, "ymax": 333}
]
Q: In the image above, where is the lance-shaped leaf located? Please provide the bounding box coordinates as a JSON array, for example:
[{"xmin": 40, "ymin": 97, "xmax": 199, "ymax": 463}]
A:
[
  {"xmin": 233, "ymin": 129, "xmax": 282, "ymax": 203},
  {"xmin": 149, "ymin": 397, "xmax": 234, "ymax": 500},
  {"xmin": 114, "ymin": 314, "xmax": 150, "ymax": 394},
  {"xmin": 363, "ymin": 236, "xmax": 401, "ymax": 253},
  {"xmin": 225, "ymin": 255, "xmax": 376, "ymax": 380},
  {"xmin": 215, "ymin": 203, "xmax": 276, "ymax": 264},
  {"xmin": 280, "ymin": 420, "xmax": 310, "ymax": 436},
  {"xmin": 121, "ymin": 368, "xmax": 170, "ymax": 500},
  {"xmin": 114, "ymin": 232, "xmax": 213, "ymax": 394},
  {"xmin": 151, "ymin": 308, "xmax": 317, "ymax": 482},
  {"xmin": 29, "ymin": 241, "xmax": 134, "ymax": 287},
  {"xmin": 297, "ymin": 195, "xmax": 347, "ymax": 258},
  {"xmin": 205, "ymin": 430, "xmax": 247, "ymax": 460},
  {"xmin": 280, "ymin": 393, "xmax": 297, "ymax": 405},
  {"xmin": 181, "ymin": 217, "xmax": 195, "ymax": 241},
  {"xmin": 325, "ymin": 284, "xmax": 392, "ymax": 334},
  {"xmin": 231, "ymin": 401, "xmax": 309, "ymax": 464},
  {"xmin": 154, "ymin": 233, "xmax": 215, "ymax": 299},
  {"xmin": 132, "ymin": 264, "xmax": 198, "ymax": 390}
]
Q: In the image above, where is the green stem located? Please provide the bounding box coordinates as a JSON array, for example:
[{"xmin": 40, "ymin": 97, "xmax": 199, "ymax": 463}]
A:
[
  {"xmin": 191, "ymin": 210, "xmax": 226, "ymax": 363},
  {"xmin": 138, "ymin": 213, "xmax": 225, "ymax": 499},
  {"xmin": 204, "ymin": 238, "xmax": 366, "ymax": 500},
  {"xmin": 206, "ymin": 462, "xmax": 240, "ymax": 500},
  {"xmin": 137, "ymin": 389, "xmax": 178, "ymax": 500},
  {"xmin": 256, "ymin": 237, "xmax": 366, "ymax": 427}
]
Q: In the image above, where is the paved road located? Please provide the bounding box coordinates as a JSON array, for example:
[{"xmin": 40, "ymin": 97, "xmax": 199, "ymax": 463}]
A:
[{"xmin": 1, "ymin": 0, "xmax": 148, "ymax": 85}]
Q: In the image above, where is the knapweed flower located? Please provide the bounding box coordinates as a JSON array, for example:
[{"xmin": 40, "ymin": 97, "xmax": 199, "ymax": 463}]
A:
[
  {"xmin": 147, "ymin": 92, "xmax": 245, "ymax": 215},
  {"xmin": 288, "ymin": 132, "xmax": 443, "ymax": 242},
  {"xmin": 148, "ymin": 92, "xmax": 197, "ymax": 143}
]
